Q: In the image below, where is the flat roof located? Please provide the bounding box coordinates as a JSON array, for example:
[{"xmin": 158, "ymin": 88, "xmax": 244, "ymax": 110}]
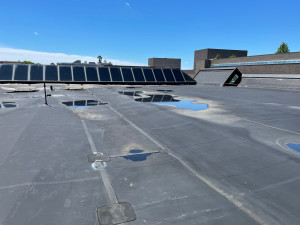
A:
[{"xmin": 0, "ymin": 84, "xmax": 299, "ymax": 224}]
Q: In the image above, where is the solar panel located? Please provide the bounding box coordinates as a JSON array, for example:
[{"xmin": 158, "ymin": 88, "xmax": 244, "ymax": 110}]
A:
[
  {"xmin": 14, "ymin": 65, "xmax": 28, "ymax": 81},
  {"xmin": 121, "ymin": 68, "xmax": 134, "ymax": 82},
  {"xmin": 172, "ymin": 69, "xmax": 185, "ymax": 82},
  {"xmin": 143, "ymin": 68, "xmax": 156, "ymax": 82},
  {"xmin": 86, "ymin": 67, "xmax": 99, "ymax": 81},
  {"xmin": 59, "ymin": 66, "xmax": 72, "ymax": 81},
  {"xmin": 153, "ymin": 69, "xmax": 165, "ymax": 82},
  {"xmin": 110, "ymin": 67, "xmax": 123, "ymax": 82},
  {"xmin": 0, "ymin": 65, "xmax": 13, "ymax": 80},
  {"xmin": 98, "ymin": 67, "xmax": 111, "ymax": 82},
  {"xmin": 0, "ymin": 64, "xmax": 196, "ymax": 85},
  {"xmin": 162, "ymin": 68, "xmax": 175, "ymax": 82},
  {"xmin": 45, "ymin": 66, "xmax": 58, "ymax": 81},
  {"xmin": 30, "ymin": 65, "xmax": 43, "ymax": 81},
  {"xmin": 132, "ymin": 68, "xmax": 145, "ymax": 82},
  {"xmin": 73, "ymin": 66, "xmax": 86, "ymax": 81}
]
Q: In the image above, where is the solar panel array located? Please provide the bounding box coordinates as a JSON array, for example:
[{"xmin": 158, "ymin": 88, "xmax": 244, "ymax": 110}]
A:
[{"xmin": 0, "ymin": 64, "xmax": 196, "ymax": 85}]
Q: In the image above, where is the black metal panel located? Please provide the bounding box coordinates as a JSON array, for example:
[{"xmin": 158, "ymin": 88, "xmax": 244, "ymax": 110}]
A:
[
  {"xmin": 172, "ymin": 69, "xmax": 185, "ymax": 82},
  {"xmin": 73, "ymin": 66, "xmax": 86, "ymax": 81},
  {"xmin": 98, "ymin": 67, "xmax": 111, "ymax": 82},
  {"xmin": 30, "ymin": 65, "xmax": 43, "ymax": 81},
  {"xmin": 143, "ymin": 68, "xmax": 155, "ymax": 82},
  {"xmin": 45, "ymin": 66, "xmax": 58, "ymax": 81},
  {"xmin": 132, "ymin": 68, "xmax": 145, "ymax": 82},
  {"xmin": 14, "ymin": 65, "xmax": 28, "ymax": 81},
  {"xmin": 110, "ymin": 67, "xmax": 123, "ymax": 82},
  {"xmin": 0, "ymin": 65, "xmax": 13, "ymax": 80},
  {"xmin": 59, "ymin": 66, "xmax": 72, "ymax": 81},
  {"xmin": 153, "ymin": 69, "xmax": 165, "ymax": 82},
  {"xmin": 121, "ymin": 68, "xmax": 134, "ymax": 82},
  {"xmin": 86, "ymin": 67, "xmax": 99, "ymax": 81},
  {"xmin": 162, "ymin": 68, "xmax": 175, "ymax": 82}
]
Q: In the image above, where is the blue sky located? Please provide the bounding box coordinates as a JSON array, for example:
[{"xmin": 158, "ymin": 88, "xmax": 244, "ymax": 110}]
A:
[{"xmin": 0, "ymin": 0, "xmax": 299, "ymax": 69}]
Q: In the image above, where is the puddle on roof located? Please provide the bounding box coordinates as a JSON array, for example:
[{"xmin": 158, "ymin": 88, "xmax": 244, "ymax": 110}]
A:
[
  {"xmin": 62, "ymin": 100, "xmax": 107, "ymax": 108},
  {"xmin": 0, "ymin": 101, "xmax": 18, "ymax": 108},
  {"xmin": 123, "ymin": 152, "xmax": 152, "ymax": 162},
  {"xmin": 155, "ymin": 100, "xmax": 209, "ymax": 111},
  {"xmin": 129, "ymin": 149, "xmax": 144, "ymax": 154},
  {"xmin": 118, "ymin": 91, "xmax": 143, "ymax": 97},
  {"xmin": 286, "ymin": 143, "xmax": 300, "ymax": 153},
  {"xmin": 156, "ymin": 89, "xmax": 173, "ymax": 92},
  {"xmin": 118, "ymin": 91, "xmax": 209, "ymax": 111},
  {"xmin": 6, "ymin": 90, "xmax": 39, "ymax": 93},
  {"xmin": 65, "ymin": 88, "xmax": 84, "ymax": 91},
  {"xmin": 136, "ymin": 94, "xmax": 179, "ymax": 102},
  {"xmin": 126, "ymin": 86, "xmax": 141, "ymax": 89}
]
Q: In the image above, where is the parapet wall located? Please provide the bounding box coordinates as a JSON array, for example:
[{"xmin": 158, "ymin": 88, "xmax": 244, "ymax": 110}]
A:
[
  {"xmin": 235, "ymin": 64, "xmax": 300, "ymax": 74},
  {"xmin": 211, "ymin": 52, "xmax": 300, "ymax": 65},
  {"xmin": 210, "ymin": 52, "xmax": 300, "ymax": 74}
]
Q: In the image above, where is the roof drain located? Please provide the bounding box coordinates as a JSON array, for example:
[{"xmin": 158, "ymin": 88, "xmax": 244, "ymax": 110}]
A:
[
  {"xmin": 97, "ymin": 202, "xmax": 136, "ymax": 225},
  {"xmin": 87, "ymin": 152, "xmax": 110, "ymax": 163}
]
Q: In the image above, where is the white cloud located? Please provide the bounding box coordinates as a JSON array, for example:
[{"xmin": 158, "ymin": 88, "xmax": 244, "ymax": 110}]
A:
[
  {"xmin": 34, "ymin": 32, "xmax": 39, "ymax": 35},
  {"xmin": 0, "ymin": 47, "xmax": 144, "ymax": 66},
  {"xmin": 125, "ymin": 2, "xmax": 130, "ymax": 7}
]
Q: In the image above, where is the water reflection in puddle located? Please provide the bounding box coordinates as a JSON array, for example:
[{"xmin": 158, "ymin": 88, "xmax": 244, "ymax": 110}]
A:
[
  {"xmin": 62, "ymin": 100, "xmax": 107, "ymax": 108},
  {"xmin": 126, "ymin": 86, "xmax": 141, "ymax": 89},
  {"xmin": 6, "ymin": 90, "xmax": 39, "ymax": 93},
  {"xmin": 129, "ymin": 149, "xmax": 144, "ymax": 154},
  {"xmin": 155, "ymin": 100, "xmax": 209, "ymax": 111},
  {"xmin": 136, "ymin": 94, "xmax": 179, "ymax": 102},
  {"xmin": 118, "ymin": 91, "xmax": 208, "ymax": 111},
  {"xmin": 286, "ymin": 143, "xmax": 300, "ymax": 153},
  {"xmin": 0, "ymin": 101, "xmax": 18, "ymax": 109},
  {"xmin": 65, "ymin": 89, "xmax": 84, "ymax": 91},
  {"xmin": 123, "ymin": 153, "xmax": 152, "ymax": 162},
  {"xmin": 156, "ymin": 89, "xmax": 173, "ymax": 93},
  {"xmin": 118, "ymin": 91, "xmax": 142, "ymax": 97}
]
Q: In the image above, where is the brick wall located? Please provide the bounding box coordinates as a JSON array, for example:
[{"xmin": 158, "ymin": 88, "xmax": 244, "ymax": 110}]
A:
[
  {"xmin": 211, "ymin": 52, "xmax": 300, "ymax": 65},
  {"xmin": 237, "ymin": 64, "xmax": 300, "ymax": 74},
  {"xmin": 194, "ymin": 49, "xmax": 247, "ymax": 73},
  {"xmin": 210, "ymin": 52, "xmax": 300, "ymax": 74}
]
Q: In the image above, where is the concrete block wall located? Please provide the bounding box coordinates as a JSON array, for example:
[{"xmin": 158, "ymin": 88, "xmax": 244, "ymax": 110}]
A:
[{"xmin": 148, "ymin": 58, "xmax": 181, "ymax": 69}]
